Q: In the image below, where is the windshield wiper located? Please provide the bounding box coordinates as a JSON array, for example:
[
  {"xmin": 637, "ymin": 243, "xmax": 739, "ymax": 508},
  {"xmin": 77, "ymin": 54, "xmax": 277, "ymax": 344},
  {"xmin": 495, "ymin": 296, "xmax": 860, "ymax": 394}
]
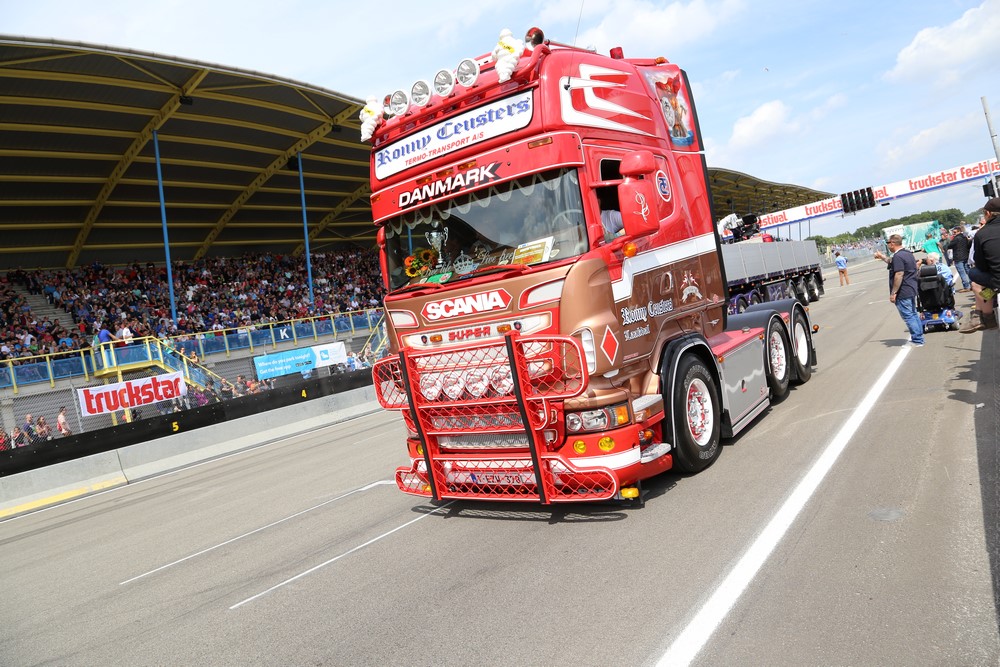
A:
[
  {"xmin": 455, "ymin": 263, "xmax": 533, "ymax": 282},
  {"xmin": 390, "ymin": 281, "xmax": 446, "ymax": 296}
]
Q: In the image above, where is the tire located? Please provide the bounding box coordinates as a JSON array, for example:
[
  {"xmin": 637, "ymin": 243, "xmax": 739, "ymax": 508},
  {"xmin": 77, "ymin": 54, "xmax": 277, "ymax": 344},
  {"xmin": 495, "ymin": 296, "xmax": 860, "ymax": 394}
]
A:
[
  {"xmin": 736, "ymin": 296, "xmax": 748, "ymax": 313},
  {"xmin": 790, "ymin": 314, "xmax": 813, "ymax": 384},
  {"xmin": 764, "ymin": 319, "xmax": 791, "ymax": 402},
  {"xmin": 795, "ymin": 277, "xmax": 809, "ymax": 306},
  {"xmin": 750, "ymin": 291, "xmax": 761, "ymax": 305},
  {"xmin": 671, "ymin": 355, "xmax": 722, "ymax": 473},
  {"xmin": 786, "ymin": 280, "xmax": 797, "ymax": 301},
  {"xmin": 806, "ymin": 275, "xmax": 820, "ymax": 302}
]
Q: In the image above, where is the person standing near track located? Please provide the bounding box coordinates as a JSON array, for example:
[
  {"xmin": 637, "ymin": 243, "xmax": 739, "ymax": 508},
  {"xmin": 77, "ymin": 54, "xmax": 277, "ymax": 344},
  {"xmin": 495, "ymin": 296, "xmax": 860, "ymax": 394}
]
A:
[
  {"xmin": 834, "ymin": 251, "xmax": 850, "ymax": 286},
  {"xmin": 873, "ymin": 234, "xmax": 924, "ymax": 346},
  {"xmin": 960, "ymin": 197, "xmax": 1000, "ymax": 333},
  {"xmin": 947, "ymin": 225, "xmax": 972, "ymax": 292}
]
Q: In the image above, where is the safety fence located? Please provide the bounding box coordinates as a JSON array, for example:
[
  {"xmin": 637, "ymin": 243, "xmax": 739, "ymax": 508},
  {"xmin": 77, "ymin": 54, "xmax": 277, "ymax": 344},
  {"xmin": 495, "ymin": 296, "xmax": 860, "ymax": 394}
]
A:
[{"xmin": 0, "ymin": 307, "xmax": 384, "ymax": 393}]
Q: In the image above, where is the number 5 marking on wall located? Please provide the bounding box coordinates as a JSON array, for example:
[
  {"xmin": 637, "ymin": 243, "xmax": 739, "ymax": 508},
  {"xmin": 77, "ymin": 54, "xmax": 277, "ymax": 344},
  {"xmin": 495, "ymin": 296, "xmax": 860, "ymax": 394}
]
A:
[{"xmin": 172, "ymin": 421, "xmax": 179, "ymax": 432}]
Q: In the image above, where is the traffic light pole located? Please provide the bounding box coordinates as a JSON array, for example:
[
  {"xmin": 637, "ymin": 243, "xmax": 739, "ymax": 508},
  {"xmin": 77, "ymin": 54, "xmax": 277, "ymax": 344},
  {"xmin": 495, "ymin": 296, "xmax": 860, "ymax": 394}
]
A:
[{"xmin": 982, "ymin": 96, "xmax": 1000, "ymax": 195}]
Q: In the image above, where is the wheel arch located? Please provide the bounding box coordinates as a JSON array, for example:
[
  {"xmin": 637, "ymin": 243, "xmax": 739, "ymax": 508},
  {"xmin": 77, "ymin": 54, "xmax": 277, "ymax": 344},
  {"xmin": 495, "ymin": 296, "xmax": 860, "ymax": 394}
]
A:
[{"xmin": 657, "ymin": 333, "xmax": 722, "ymax": 451}]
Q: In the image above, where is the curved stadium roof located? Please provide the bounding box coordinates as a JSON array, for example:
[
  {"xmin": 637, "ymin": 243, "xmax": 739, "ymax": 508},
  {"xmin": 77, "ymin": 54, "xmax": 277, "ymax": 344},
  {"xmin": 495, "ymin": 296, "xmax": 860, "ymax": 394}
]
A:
[{"xmin": 0, "ymin": 36, "xmax": 831, "ymax": 271}]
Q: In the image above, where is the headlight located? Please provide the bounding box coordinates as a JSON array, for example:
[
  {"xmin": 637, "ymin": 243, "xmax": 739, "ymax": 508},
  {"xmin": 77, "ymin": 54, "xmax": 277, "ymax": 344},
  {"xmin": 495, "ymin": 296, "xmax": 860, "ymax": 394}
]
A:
[
  {"xmin": 388, "ymin": 90, "xmax": 409, "ymax": 116},
  {"xmin": 566, "ymin": 413, "xmax": 584, "ymax": 433},
  {"xmin": 442, "ymin": 371, "xmax": 466, "ymax": 400},
  {"xmin": 466, "ymin": 367, "xmax": 493, "ymax": 398},
  {"xmin": 456, "ymin": 58, "xmax": 480, "ymax": 87},
  {"xmin": 410, "ymin": 80, "xmax": 431, "ymax": 107},
  {"xmin": 433, "ymin": 69, "xmax": 455, "ymax": 96},
  {"xmin": 419, "ymin": 372, "xmax": 443, "ymax": 401},
  {"xmin": 490, "ymin": 365, "xmax": 514, "ymax": 395},
  {"xmin": 565, "ymin": 403, "xmax": 630, "ymax": 433}
]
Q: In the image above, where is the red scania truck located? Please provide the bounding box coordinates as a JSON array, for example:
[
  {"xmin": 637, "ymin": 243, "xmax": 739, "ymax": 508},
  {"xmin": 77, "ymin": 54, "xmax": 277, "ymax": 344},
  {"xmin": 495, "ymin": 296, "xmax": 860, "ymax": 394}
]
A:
[{"xmin": 365, "ymin": 29, "xmax": 817, "ymax": 504}]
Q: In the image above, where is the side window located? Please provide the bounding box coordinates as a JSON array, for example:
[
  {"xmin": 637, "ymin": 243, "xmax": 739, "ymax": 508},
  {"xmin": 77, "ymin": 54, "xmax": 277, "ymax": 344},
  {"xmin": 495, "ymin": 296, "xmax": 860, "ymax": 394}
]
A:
[{"xmin": 596, "ymin": 159, "xmax": 623, "ymax": 243}]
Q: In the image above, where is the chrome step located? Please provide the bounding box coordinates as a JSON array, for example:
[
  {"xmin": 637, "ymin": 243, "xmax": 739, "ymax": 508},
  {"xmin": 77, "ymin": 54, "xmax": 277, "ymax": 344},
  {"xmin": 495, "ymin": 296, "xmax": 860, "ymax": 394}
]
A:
[{"xmin": 640, "ymin": 442, "xmax": 671, "ymax": 463}]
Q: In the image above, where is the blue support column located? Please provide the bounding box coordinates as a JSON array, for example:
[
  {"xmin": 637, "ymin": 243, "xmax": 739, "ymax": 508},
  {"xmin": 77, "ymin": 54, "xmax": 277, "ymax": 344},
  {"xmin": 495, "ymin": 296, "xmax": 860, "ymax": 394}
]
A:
[
  {"xmin": 297, "ymin": 151, "xmax": 315, "ymax": 308},
  {"xmin": 153, "ymin": 130, "xmax": 178, "ymax": 327}
]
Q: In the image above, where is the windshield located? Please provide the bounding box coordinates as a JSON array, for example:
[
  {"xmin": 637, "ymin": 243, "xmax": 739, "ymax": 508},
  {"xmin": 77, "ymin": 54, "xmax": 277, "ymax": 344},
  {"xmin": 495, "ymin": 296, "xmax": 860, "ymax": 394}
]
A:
[{"xmin": 382, "ymin": 168, "xmax": 587, "ymax": 290}]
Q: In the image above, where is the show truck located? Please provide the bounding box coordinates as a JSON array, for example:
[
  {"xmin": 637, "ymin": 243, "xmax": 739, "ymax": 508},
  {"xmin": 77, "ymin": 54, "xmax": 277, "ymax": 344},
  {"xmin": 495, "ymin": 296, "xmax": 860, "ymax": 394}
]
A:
[
  {"xmin": 881, "ymin": 221, "xmax": 942, "ymax": 252},
  {"xmin": 364, "ymin": 28, "xmax": 817, "ymax": 504}
]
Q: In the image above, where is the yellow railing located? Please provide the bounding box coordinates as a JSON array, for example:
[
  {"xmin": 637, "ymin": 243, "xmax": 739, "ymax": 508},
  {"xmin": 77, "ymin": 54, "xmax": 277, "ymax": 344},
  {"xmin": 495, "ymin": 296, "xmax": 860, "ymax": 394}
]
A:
[{"xmin": 0, "ymin": 307, "xmax": 384, "ymax": 394}]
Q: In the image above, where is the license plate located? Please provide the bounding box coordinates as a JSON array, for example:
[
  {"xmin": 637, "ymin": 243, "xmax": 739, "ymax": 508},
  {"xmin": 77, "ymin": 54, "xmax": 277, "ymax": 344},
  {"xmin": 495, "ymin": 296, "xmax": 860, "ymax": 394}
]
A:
[{"xmin": 471, "ymin": 471, "xmax": 530, "ymax": 485}]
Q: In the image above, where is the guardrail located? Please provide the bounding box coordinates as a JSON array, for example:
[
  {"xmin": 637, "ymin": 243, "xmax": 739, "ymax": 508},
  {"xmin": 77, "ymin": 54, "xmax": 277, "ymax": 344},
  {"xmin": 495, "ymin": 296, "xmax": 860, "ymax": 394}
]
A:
[{"xmin": 0, "ymin": 308, "xmax": 384, "ymax": 393}]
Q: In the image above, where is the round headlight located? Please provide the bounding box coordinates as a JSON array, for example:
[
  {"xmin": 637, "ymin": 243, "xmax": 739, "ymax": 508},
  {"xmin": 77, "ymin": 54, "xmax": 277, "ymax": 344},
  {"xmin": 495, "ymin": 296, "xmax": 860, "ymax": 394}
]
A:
[
  {"xmin": 410, "ymin": 80, "xmax": 431, "ymax": 107},
  {"xmin": 433, "ymin": 69, "xmax": 455, "ymax": 97},
  {"xmin": 442, "ymin": 371, "xmax": 466, "ymax": 400},
  {"xmin": 456, "ymin": 58, "xmax": 480, "ymax": 87},
  {"xmin": 419, "ymin": 372, "xmax": 443, "ymax": 401},
  {"xmin": 466, "ymin": 367, "xmax": 493, "ymax": 398},
  {"xmin": 565, "ymin": 413, "xmax": 583, "ymax": 433},
  {"xmin": 388, "ymin": 90, "xmax": 409, "ymax": 116},
  {"xmin": 490, "ymin": 365, "xmax": 514, "ymax": 396}
]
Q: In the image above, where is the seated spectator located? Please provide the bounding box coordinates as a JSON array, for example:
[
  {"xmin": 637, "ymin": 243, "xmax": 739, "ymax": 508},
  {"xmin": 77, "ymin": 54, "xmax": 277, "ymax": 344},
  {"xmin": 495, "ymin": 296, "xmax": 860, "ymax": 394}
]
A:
[{"xmin": 924, "ymin": 253, "xmax": 954, "ymax": 288}]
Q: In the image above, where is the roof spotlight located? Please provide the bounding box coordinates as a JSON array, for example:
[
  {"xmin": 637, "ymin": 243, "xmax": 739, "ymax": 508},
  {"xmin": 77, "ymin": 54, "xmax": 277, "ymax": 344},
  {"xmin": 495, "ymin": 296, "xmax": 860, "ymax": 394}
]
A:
[
  {"xmin": 456, "ymin": 58, "xmax": 480, "ymax": 87},
  {"xmin": 388, "ymin": 90, "xmax": 409, "ymax": 116},
  {"xmin": 433, "ymin": 69, "xmax": 455, "ymax": 97},
  {"xmin": 410, "ymin": 80, "xmax": 431, "ymax": 107}
]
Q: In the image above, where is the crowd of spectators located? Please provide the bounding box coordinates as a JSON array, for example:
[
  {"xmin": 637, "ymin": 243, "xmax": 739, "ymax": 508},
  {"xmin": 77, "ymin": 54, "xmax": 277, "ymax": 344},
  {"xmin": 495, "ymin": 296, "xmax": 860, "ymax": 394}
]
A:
[{"xmin": 1, "ymin": 249, "xmax": 384, "ymax": 365}]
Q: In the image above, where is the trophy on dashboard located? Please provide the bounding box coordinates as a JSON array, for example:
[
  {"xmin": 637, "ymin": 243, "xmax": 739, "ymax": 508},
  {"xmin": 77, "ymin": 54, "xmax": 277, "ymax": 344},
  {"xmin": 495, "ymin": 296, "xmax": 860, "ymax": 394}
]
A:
[{"xmin": 425, "ymin": 226, "xmax": 449, "ymax": 269}]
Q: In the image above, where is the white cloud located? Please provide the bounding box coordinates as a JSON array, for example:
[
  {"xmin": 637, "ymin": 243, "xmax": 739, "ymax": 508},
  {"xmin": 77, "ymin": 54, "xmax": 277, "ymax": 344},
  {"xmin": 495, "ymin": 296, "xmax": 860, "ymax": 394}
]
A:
[
  {"xmin": 729, "ymin": 100, "xmax": 797, "ymax": 150},
  {"xmin": 808, "ymin": 93, "xmax": 847, "ymax": 120},
  {"xmin": 877, "ymin": 111, "xmax": 982, "ymax": 172},
  {"xmin": 884, "ymin": 0, "xmax": 1000, "ymax": 86}
]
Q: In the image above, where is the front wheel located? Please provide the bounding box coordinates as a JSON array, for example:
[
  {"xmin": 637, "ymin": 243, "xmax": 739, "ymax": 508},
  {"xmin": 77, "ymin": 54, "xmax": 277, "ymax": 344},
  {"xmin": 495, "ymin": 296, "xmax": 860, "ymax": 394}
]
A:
[{"xmin": 671, "ymin": 355, "xmax": 722, "ymax": 473}]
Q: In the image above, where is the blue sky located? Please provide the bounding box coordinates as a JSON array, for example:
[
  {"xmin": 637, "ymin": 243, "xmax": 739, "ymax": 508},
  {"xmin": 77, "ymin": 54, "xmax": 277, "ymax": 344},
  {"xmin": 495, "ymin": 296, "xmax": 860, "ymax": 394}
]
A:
[{"xmin": 5, "ymin": 0, "xmax": 1000, "ymax": 237}]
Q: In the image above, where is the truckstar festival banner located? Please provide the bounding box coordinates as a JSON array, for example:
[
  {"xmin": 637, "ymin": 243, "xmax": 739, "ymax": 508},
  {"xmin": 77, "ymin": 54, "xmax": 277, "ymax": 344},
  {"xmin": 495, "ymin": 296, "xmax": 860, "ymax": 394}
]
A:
[
  {"xmin": 78, "ymin": 372, "xmax": 186, "ymax": 417},
  {"xmin": 756, "ymin": 158, "xmax": 1000, "ymax": 231}
]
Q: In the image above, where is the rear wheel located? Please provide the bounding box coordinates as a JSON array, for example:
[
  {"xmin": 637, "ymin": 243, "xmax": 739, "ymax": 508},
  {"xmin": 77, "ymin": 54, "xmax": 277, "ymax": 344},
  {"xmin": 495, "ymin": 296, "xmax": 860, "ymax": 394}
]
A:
[
  {"xmin": 736, "ymin": 296, "xmax": 748, "ymax": 313},
  {"xmin": 790, "ymin": 315, "xmax": 813, "ymax": 384},
  {"xmin": 806, "ymin": 275, "xmax": 821, "ymax": 302},
  {"xmin": 795, "ymin": 277, "xmax": 809, "ymax": 306},
  {"xmin": 671, "ymin": 355, "xmax": 721, "ymax": 473},
  {"xmin": 764, "ymin": 319, "xmax": 791, "ymax": 401},
  {"xmin": 750, "ymin": 291, "xmax": 761, "ymax": 305}
]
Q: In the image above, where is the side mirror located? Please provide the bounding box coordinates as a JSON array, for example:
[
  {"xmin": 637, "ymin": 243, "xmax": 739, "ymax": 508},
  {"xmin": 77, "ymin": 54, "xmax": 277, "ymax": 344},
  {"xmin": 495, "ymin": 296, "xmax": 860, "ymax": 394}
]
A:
[
  {"xmin": 617, "ymin": 150, "xmax": 659, "ymax": 237},
  {"xmin": 617, "ymin": 179, "xmax": 659, "ymax": 237}
]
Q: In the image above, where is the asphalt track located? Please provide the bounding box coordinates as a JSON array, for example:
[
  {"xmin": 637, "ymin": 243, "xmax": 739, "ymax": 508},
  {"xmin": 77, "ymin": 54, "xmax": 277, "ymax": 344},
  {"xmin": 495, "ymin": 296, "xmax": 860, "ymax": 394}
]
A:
[{"xmin": 1, "ymin": 257, "xmax": 998, "ymax": 666}]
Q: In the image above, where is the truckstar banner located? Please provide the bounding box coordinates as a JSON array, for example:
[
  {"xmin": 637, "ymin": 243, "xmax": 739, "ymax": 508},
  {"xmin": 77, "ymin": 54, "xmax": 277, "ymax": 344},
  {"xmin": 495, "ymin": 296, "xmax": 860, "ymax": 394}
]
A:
[
  {"xmin": 78, "ymin": 372, "xmax": 186, "ymax": 417},
  {"xmin": 756, "ymin": 157, "xmax": 1000, "ymax": 232}
]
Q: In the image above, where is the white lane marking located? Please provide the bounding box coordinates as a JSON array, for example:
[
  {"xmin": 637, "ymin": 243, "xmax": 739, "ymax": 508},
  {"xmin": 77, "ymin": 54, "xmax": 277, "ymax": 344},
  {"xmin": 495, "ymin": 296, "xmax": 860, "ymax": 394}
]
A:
[
  {"xmin": 229, "ymin": 501, "xmax": 455, "ymax": 610},
  {"xmin": 120, "ymin": 480, "xmax": 395, "ymax": 585},
  {"xmin": 656, "ymin": 345, "xmax": 911, "ymax": 667}
]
